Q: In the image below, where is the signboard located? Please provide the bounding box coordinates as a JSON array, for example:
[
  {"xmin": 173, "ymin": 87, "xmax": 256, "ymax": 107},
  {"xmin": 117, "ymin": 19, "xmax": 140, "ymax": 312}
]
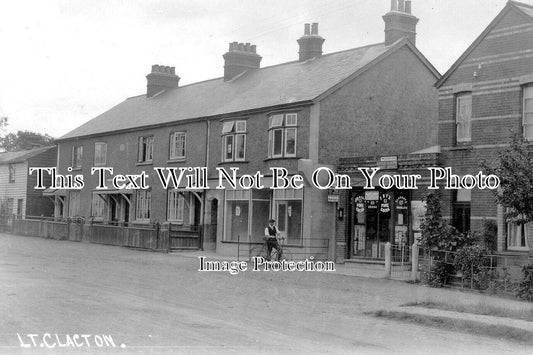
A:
[
  {"xmin": 365, "ymin": 191, "xmax": 379, "ymax": 200},
  {"xmin": 377, "ymin": 156, "xmax": 398, "ymax": 170},
  {"xmin": 327, "ymin": 194, "xmax": 339, "ymax": 203}
]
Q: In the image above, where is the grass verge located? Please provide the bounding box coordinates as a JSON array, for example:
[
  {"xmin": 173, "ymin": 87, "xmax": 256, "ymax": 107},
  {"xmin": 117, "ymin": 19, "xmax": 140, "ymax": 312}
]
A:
[
  {"xmin": 371, "ymin": 310, "xmax": 533, "ymax": 344},
  {"xmin": 401, "ymin": 301, "xmax": 533, "ymax": 322}
]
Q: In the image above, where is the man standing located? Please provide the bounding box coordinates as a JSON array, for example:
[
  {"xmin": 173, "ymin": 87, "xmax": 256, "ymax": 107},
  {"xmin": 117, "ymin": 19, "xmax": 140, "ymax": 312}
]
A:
[{"xmin": 264, "ymin": 219, "xmax": 282, "ymax": 261}]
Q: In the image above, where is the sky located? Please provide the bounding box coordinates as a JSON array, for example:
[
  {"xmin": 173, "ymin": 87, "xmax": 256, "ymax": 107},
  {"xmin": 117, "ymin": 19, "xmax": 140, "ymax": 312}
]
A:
[{"xmin": 0, "ymin": 0, "xmax": 520, "ymax": 138}]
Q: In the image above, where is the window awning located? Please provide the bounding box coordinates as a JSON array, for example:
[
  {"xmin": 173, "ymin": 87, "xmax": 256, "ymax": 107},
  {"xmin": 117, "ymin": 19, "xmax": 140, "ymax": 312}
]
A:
[
  {"xmin": 93, "ymin": 189, "xmax": 134, "ymax": 195},
  {"xmin": 42, "ymin": 188, "xmax": 67, "ymax": 196}
]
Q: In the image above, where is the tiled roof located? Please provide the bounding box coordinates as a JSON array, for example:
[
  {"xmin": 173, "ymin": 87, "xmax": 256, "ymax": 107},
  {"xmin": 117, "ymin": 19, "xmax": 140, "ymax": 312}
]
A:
[
  {"xmin": 0, "ymin": 146, "xmax": 55, "ymax": 165},
  {"xmin": 60, "ymin": 41, "xmax": 412, "ymax": 140}
]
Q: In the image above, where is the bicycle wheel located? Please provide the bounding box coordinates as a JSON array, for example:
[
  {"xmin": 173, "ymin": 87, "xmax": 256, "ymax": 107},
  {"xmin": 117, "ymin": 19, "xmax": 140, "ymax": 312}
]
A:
[
  {"xmin": 249, "ymin": 244, "xmax": 269, "ymax": 261},
  {"xmin": 280, "ymin": 249, "xmax": 292, "ymax": 261}
]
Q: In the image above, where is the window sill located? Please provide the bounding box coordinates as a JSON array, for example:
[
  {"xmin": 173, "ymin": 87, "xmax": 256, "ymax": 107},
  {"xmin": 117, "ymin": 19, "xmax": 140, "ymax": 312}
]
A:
[
  {"xmin": 136, "ymin": 162, "xmax": 153, "ymax": 166},
  {"xmin": 167, "ymin": 158, "xmax": 186, "ymax": 164},
  {"xmin": 218, "ymin": 160, "xmax": 250, "ymax": 165},
  {"xmin": 449, "ymin": 145, "xmax": 472, "ymax": 151},
  {"xmin": 502, "ymin": 248, "xmax": 529, "ymax": 254},
  {"xmin": 71, "ymin": 167, "xmax": 82, "ymax": 171},
  {"xmin": 264, "ymin": 156, "xmax": 300, "ymax": 162}
]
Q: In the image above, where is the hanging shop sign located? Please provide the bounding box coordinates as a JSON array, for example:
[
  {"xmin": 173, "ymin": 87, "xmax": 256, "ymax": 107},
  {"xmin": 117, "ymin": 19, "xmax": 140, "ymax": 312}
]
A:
[
  {"xmin": 380, "ymin": 193, "xmax": 391, "ymax": 213},
  {"xmin": 395, "ymin": 196, "xmax": 408, "ymax": 210},
  {"xmin": 354, "ymin": 195, "xmax": 365, "ymax": 213}
]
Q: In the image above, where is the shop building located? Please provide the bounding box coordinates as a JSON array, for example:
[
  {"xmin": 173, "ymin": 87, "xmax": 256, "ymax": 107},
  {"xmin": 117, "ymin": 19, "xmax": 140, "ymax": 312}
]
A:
[{"xmin": 335, "ymin": 151, "xmax": 439, "ymax": 262}]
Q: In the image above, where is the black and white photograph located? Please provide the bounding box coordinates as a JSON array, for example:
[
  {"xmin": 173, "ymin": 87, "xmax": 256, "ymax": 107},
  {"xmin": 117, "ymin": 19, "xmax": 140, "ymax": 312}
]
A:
[{"xmin": 1, "ymin": 0, "xmax": 533, "ymax": 353}]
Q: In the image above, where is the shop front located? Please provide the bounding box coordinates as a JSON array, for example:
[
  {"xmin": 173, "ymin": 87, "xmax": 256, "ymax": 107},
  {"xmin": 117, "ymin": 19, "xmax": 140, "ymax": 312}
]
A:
[
  {"xmin": 336, "ymin": 151, "xmax": 440, "ymax": 262},
  {"xmin": 350, "ymin": 189, "xmax": 410, "ymax": 259}
]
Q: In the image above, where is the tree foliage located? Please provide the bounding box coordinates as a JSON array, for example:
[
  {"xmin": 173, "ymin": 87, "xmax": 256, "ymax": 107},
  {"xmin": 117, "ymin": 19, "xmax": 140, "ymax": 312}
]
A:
[
  {"xmin": 0, "ymin": 130, "xmax": 55, "ymax": 151},
  {"xmin": 419, "ymin": 193, "xmax": 475, "ymax": 251},
  {"xmin": 481, "ymin": 135, "xmax": 533, "ymax": 223}
]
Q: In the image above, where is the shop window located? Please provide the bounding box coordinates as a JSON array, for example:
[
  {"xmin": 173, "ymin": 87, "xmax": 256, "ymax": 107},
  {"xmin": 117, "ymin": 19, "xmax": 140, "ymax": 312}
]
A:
[
  {"xmin": 135, "ymin": 190, "xmax": 151, "ymax": 221},
  {"xmin": 268, "ymin": 113, "xmax": 297, "ymax": 158},
  {"xmin": 453, "ymin": 189, "xmax": 471, "ymax": 233},
  {"xmin": 94, "ymin": 142, "xmax": 107, "ymax": 166},
  {"xmin": 221, "ymin": 120, "xmax": 246, "ymax": 162},
  {"xmin": 456, "ymin": 93, "xmax": 472, "ymax": 143},
  {"xmin": 138, "ymin": 136, "xmax": 154, "ymax": 163},
  {"xmin": 72, "ymin": 146, "xmax": 83, "ymax": 169},
  {"xmin": 224, "ymin": 189, "xmax": 271, "ymax": 243},
  {"xmin": 523, "ymin": 85, "xmax": 533, "ymax": 140},
  {"xmin": 170, "ymin": 132, "xmax": 186, "ymax": 160}
]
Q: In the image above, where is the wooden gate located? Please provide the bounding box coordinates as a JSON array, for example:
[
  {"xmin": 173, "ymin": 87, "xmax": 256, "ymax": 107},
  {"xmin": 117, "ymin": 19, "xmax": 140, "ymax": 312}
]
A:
[{"xmin": 169, "ymin": 223, "xmax": 201, "ymax": 250}]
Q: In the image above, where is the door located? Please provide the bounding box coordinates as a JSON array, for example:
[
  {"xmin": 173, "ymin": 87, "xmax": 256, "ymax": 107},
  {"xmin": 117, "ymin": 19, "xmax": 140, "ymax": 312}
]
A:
[{"xmin": 276, "ymin": 202, "xmax": 288, "ymax": 238}]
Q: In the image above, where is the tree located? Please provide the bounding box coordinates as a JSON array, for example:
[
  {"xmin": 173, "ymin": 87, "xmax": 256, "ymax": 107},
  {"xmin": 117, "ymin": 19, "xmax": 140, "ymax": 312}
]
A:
[
  {"xmin": 481, "ymin": 135, "xmax": 533, "ymax": 223},
  {"xmin": 0, "ymin": 130, "xmax": 54, "ymax": 151}
]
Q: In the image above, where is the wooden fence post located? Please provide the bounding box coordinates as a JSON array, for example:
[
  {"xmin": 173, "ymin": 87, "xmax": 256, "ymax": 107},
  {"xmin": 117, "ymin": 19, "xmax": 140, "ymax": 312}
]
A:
[
  {"xmin": 411, "ymin": 243, "xmax": 419, "ymax": 282},
  {"xmin": 154, "ymin": 222, "xmax": 160, "ymax": 251},
  {"xmin": 167, "ymin": 222, "xmax": 172, "ymax": 253},
  {"xmin": 384, "ymin": 242, "xmax": 392, "ymax": 278},
  {"xmin": 39, "ymin": 215, "xmax": 44, "ymax": 238}
]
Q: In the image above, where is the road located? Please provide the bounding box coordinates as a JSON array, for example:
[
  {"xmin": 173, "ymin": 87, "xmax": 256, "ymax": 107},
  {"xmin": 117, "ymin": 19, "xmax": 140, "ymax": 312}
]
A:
[{"xmin": 0, "ymin": 234, "xmax": 530, "ymax": 354}]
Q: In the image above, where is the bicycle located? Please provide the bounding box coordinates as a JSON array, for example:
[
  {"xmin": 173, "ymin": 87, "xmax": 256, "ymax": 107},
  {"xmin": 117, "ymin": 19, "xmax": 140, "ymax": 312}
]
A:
[{"xmin": 249, "ymin": 237, "xmax": 293, "ymax": 262}]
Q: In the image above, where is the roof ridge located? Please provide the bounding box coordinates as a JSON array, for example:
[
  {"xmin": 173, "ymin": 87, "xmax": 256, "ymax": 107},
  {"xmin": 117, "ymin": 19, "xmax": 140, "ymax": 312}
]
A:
[{"xmin": 510, "ymin": 0, "xmax": 533, "ymax": 10}]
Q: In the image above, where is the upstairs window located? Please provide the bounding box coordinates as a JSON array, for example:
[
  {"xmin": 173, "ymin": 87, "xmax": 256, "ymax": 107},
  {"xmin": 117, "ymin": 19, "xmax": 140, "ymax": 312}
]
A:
[
  {"xmin": 523, "ymin": 86, "xmax": 533, "ymax": 140},
  {"xmin": 138, "ymin": 136, "xmax": 154, "ymax": 163},
  {"xmin": 456, "ymin": 93, "xmax": 472, "ymax": 143},
  {"xmin": 169, "ymin": 132, "xmax": 186, "ymax": 160},
  {"xmin": 221, "ymin": 120, "xmax": 246, "ymax": 162},
  {"xmin": 94, "ymin": 142, "xmax": 107, "ymax": 166},
  {"xmin": 268, "ymin": 113, "xmax": 297, "ymax": 158},
  {"xmin": 8, "ymin": 164, "xmax": 15, "ymax": 183},
  {"xmin": 72, "ymin": 146, "xmax": 83, "ymax": 169}
]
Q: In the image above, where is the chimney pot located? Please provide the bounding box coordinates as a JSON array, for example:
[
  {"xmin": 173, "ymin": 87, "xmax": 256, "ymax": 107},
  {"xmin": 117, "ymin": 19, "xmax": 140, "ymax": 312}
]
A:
[
  {"xmin": 391, "ymin": 0, "xmax": 398, "ymax": 11},
  {"xmin": 238, "ymin": 43, "xmax": 244, "ymax": 51},
  {"xmin": 398, "ymin": 0, "xmax": 405, "ymax": 12},
  {"xmin": 245, "ymin": 43, "xmax": 251, "ymax": 52},
  {"xmin": 405, "ymin": 0, "xmax": 412, "ymax": 14},
  {"xmin": 311, "ymin": 22, "xmax": 318, "ymax": 35},
  {"xmin": 304, "ymin": 23, "xmax": 311, "ymax": 35},
  {"xmin": 251, "ymin": 44, "xmax": 256, "ymax": 53}
]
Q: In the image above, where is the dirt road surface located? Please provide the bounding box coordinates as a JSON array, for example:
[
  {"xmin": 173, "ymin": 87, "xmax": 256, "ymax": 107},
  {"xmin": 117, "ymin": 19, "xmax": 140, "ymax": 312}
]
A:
[{"xmin": 0, "ymin": 234, "xmax": 530, "ymax": 354}]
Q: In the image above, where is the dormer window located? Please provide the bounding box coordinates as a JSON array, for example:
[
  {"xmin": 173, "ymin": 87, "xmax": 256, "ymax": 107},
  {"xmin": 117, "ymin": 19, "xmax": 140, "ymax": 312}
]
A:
[
  {"xmin": 221, "ymin": 120, "xmax": 247, "ymax": 162},
  {"xmin": 268, "ymin": 113, "xmax": 297, "ymax": 158}
]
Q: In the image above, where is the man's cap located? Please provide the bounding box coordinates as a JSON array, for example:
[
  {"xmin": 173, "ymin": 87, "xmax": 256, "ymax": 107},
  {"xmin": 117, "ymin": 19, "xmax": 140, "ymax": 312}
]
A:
[{"xmin": 268, "ymin": 219, "xmax": 275, "ymax": 223}]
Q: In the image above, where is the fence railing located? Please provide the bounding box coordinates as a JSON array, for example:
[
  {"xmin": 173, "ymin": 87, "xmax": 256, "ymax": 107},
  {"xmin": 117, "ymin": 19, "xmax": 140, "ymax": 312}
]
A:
[
  {"xmin": 419, "ymin": 249, "xmax": 523, "ymax": 294},
  {"xmin": 5, "ymin": 215, "xmax": 178, "ymax": 252}
]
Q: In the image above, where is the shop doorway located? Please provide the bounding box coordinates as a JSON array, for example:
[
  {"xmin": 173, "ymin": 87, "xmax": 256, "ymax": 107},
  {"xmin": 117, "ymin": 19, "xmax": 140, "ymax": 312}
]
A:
[{"xmin": 350, "ymin": 190, "xmax": 410, "ymax": 259}]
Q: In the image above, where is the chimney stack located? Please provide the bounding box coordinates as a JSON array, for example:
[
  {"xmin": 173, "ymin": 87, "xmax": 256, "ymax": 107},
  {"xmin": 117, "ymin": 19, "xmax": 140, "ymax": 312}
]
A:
[
  {"xmin": 383, "ymin": 0, "xmax": 419, "ymax": 46},
  {"xmin": 146, "ymin": 65, "xmax": 180, "ymax": 97},
  {"xmin": 297, "ymin": 22, "xmax": 325, "ymax": 62},
  {"xmin": 223, "ymin": 42, "xmax": 262, "ymax": 81}
]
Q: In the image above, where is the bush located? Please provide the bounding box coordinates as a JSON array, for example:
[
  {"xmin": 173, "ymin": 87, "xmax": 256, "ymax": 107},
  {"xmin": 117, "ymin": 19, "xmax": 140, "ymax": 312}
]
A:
[
  {"xmin": 517, "ymin": 264, "xmax": 533, "ymax": 302},
  {"xmin": 453, "ymin": 245, "xmax": 493, "ymax": 290},
  {"xmin": 482, "ymin": 220, "xmax": 498, "ymax": 252}
]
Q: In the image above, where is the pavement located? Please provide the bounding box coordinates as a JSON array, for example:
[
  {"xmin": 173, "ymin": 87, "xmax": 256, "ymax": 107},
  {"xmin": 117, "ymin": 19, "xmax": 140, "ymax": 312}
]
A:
[{"xmin": 2, "ymin": 234, "xmax": 533, "ymax": 354}]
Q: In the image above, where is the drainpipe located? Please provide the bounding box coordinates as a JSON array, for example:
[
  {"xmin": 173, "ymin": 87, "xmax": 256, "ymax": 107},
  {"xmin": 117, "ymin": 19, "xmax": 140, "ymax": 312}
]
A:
[{"xmin": 201, "ymin": 118, "xmax": 211, "ymax": 251}]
